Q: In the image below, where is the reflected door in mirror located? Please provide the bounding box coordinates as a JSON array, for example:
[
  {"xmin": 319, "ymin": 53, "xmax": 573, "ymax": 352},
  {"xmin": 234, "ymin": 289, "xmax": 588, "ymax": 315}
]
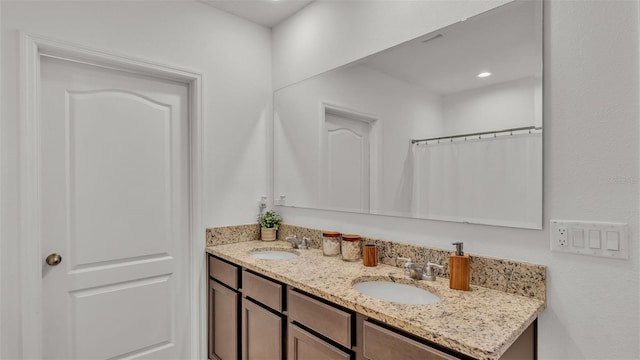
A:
[{"xmin": 323, "ymin": 112, "xmax": 371, "ymax": 212}]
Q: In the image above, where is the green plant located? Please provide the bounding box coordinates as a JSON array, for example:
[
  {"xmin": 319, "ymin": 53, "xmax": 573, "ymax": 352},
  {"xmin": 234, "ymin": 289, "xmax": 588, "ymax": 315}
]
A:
[{"xmin": 258, "ymin": 210, "xmax": 281, "ymax": 230}]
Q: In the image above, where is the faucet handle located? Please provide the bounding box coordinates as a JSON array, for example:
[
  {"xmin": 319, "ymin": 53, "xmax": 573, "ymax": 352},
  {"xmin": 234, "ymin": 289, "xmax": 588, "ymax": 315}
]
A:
[
  {"xmin": 396, "ymin": 257, "xmax": 412, "ymax": 267},
  {"xmin": 396, "ymin": 257, "xmax": 413, "ymax": 278},
  {"xmin": 424, "ymin": 262, "xmax": 443, "ymax": 281},
  {"xmin": 286, "ymin": 235, "xmax": 299, "ymax": 248},
  {"xmin": 299, "ymin": 236, "xmax": 309, "ymax": 250}
]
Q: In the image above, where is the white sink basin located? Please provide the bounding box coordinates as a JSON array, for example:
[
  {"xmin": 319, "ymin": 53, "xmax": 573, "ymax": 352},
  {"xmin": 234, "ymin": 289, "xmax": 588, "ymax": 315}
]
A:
[
  {"xmin": 352, "ymin": 280, "xmax": 440, "ymax": 305},
  {"xmin": 249, "ymin": 249, "xmax": 298, "ymax": 260}
]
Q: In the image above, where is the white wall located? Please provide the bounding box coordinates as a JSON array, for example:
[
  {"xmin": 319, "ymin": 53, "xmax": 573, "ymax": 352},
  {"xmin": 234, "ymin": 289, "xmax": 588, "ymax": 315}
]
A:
[
  {"xmin": 272, "ymin": 1, "xmax": 640, "ymax": 359},
  {"xmin": 443, "ymin": 77, "xmax": 542, "ymax": 134},
  {"xmin": 0, "ymin": 1, "xmax": 271, "ymax": 358}
]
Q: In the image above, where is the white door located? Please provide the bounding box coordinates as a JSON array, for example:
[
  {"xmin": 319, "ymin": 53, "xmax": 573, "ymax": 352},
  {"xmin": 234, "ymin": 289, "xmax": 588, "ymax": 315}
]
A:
[
  {"xmin": 324, "ymin": 113, "xmax": 371, "ymax": 212},
  {"xmin": 40, "ymin": 56, "xmax": 190, "ymax": 359}
]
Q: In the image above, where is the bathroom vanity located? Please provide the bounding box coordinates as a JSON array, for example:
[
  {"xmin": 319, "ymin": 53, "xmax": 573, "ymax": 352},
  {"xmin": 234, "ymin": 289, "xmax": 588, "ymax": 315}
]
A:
[{"xmin": 206, "ymin": 238, "xmax": 545, "ymax": 360}]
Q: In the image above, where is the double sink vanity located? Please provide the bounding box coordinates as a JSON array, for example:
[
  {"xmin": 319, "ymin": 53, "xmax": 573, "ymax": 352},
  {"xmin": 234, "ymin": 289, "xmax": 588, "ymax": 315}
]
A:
[{"xmin": 206, "ymin": 224, "xmax": 546, "ymax": 360}]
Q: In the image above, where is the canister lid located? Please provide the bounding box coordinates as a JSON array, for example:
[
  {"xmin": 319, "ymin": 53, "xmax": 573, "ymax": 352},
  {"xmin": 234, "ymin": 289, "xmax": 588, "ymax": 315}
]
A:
[
  {"xmin": 322, "ymin": 231, "xmax": 341, "ymax": 238},
  {"xmin": 342, "ymin": 234, "xmax": 361, "ymax": 241}
]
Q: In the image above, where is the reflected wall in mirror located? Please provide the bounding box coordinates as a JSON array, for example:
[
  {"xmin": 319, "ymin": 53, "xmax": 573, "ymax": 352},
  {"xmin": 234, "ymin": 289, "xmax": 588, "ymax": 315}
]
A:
[{"xmin": 274, "ymin": 1, "xmax": 543, "ymax": 229}]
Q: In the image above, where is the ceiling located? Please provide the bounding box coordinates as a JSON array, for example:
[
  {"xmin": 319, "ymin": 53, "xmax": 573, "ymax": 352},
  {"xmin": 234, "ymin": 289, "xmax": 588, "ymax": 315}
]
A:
[
  {"xmin": 201, "ymin": 0, "xmax": 313, "ymax": 28},
  {"xmin": 360, "ymin": 1, "xmax": 542, "ymax": 95}
]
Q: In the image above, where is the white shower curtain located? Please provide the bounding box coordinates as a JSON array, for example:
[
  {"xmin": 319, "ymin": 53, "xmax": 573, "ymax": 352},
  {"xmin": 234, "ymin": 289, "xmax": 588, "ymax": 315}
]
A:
[{"xmin": 411, "ymin": 132, "xmax": 542, "ymax": 228}]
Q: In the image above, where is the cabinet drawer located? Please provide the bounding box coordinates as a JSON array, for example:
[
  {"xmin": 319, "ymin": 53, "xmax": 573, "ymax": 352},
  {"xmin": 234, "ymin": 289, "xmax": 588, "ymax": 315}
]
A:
[
  {"xmin": 209, "ymin": 256, "xmax": 239, "ymax": 289},
  {"xmin": 288, "ymin": 289, "xmax": 352, "ymax": 348},
  {"xmin": 242, "ymin": 270, "xmax": 283, "ymax": 312},
  {"xmin": 288, "ymin": 323, "xmax": 352, "ymax": 360},
  {"xmin": 362, "ymin": 321, "xmax": 458, "ymax": 360}
]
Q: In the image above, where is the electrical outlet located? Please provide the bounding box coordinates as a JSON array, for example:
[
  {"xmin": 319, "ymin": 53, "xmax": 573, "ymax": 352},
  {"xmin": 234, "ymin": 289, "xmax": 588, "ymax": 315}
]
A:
[
  {"xmin": 257, "ymin": 196, "xmax": 267, "ymax": 212},
  {"xmin": 550, "ymin": 220, "xmax": 629, "ymax": 259},
  {"xmin": 274, "ymin": 195, "xmax": 286, "ymax": 206},
  {"xmin": 557, "ymin": 227, "xmax": 568, "ymax": 247},
  {"xmin": 550, "ymin": 221, "xmax": 570, "ymax": 251}
]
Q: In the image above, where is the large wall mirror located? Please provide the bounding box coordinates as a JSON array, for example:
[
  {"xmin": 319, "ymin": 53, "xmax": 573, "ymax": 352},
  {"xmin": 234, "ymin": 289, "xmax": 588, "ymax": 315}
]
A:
[{"xmin": 274, "ymin": 1, "xmax": 543, "ymax": 229}]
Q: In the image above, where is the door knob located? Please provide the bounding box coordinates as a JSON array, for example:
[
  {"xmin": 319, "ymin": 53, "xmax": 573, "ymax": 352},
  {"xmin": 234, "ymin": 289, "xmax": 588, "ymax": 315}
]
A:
[{"xmin": 45, "ymin": 253, "xmax": 62, "ymax": 266}]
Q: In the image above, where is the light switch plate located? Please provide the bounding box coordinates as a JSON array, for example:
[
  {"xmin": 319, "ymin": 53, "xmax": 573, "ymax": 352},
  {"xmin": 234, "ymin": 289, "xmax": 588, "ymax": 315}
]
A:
[{"xmin": 550, "ymin": 220, "xmax": 629, "ymax": 260}]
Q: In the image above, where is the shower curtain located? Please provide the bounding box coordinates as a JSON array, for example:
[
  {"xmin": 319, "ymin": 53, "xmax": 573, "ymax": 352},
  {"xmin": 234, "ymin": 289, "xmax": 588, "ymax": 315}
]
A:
[{"xmin": 411, "ymin": 132, "xmax": 542, "ymax": 228}]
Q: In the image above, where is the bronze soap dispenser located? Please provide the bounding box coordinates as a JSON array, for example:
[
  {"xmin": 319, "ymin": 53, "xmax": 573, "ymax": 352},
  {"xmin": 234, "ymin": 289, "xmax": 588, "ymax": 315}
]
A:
[{"xmin": 449, "ymin": 242, "xmax": 470, "ymax": 291}]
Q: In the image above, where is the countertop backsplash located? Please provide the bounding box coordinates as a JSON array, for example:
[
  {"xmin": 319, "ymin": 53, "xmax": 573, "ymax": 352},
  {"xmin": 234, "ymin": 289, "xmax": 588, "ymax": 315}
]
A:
[
  {"xmin": 206, "ymin": 223, "xmax": 259, "ymax": 246},
  {"xmin": 206, "ymin": 223, "xmax": 545, "ymax": 301}
]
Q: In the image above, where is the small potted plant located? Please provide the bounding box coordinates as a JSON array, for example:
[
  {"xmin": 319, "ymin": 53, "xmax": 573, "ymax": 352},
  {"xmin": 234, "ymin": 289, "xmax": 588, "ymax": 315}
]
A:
[{"xmin": 258, "ymin": 210, "xmax": 281, "ymax": 241}]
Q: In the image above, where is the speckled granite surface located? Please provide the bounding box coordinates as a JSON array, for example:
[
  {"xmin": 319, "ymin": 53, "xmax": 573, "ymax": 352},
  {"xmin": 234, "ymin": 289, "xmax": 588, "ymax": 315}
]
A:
[
  {"xmin": 277, "ymin": 224, "xmax": 545, "ymax": 301},
  {"xmin": 207, "ymin": 240, "xmax": 545, "ymax": 360},
  {"xmin": 206, "ymin": 224, "xmax": 259, "ymax": 246},
  {"xmin": 278, "ymin": 223, "xmax": 324, "ymax": 249}
]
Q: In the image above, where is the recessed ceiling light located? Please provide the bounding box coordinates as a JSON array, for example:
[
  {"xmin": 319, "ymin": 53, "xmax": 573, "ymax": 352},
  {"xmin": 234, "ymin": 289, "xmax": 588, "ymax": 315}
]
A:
[{"xmin": 477, "ymin": 72, "xmax": 492, "ymax": 78}]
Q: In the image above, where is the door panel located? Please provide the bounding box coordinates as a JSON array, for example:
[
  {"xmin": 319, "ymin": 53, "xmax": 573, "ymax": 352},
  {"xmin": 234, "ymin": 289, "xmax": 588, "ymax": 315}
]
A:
[
  {"xmin": 324, "ymin": 113, "xmax": 370, "ymax": 212},
  {"xmin": 41, "ymin": 56, "xmax": 189, "ymax": 359},
  {"xmin": 71, "ymin": 276, "xmax": 172, "ymax": 359},
  {"xmin": 68, "ymin": 90, "xmax": 172, "ymax": 268}
]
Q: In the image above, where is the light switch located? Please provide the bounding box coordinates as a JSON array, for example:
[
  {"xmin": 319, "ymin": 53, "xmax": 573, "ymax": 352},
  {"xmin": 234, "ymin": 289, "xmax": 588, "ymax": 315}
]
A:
[
  {"xmin": 606, "ymin": 231, "xmax": 620, "ymax": 251},
  {"xmin": 572, "ymin": 229, "xmax": 584, "ymax": 248},
  {"xmin": 589, "ymin": 230, "xmax": 601, "ymax": 249},
  {"xmin": 551, "ymin": 220, "xmax": 628, "ymax": 259}
]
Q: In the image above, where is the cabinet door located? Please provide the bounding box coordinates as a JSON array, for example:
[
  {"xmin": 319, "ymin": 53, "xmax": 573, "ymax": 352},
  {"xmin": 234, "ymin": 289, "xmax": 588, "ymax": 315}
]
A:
[
  {"xmin": 288, "ymin": 324, "xmax": 351, "ymax": 360},
  {"xmin": 242, "ymin": 298, "xmax": 283, "ymax": 360},
  {"xmin": 209, "ymin": 280, "xmax": 239, "ymax": 360},
  {"xmin": 362, "ymin": 321, "xmax": 458, "ymax": 360}
]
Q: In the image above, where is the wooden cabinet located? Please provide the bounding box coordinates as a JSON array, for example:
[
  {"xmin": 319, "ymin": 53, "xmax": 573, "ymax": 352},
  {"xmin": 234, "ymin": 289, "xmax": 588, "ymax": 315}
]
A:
[
  {"xmin": 243, "ymin": 270, "xmax": 284, "ymax": 312},
  {"xmin": 241, "ymin": 269, "xmax": 286, "ymax": 360},
  {"xmin": 362, "ymin": 321, "xmax": 457, "ymax": 360},
  {"xmin": 287, "ymin": 288, "xmax": 354, "ymax": 360},
  {"xmin": 207, "ymin": 254, "xmax": 536, "ymax": 360},
  {"xmin": 208, "ymin": 257, "xmax": 286, "ymax": 360},
  {"xmin": 208, "ymin": 256, "xmax": 241, "ymax": 360},
  {"xmin": 209, "ymin": 279, "xmax": 240, "ymax": 360},
  {"xmin": 288, "ymin": 289, "xmax": 353, "ymax": 348},
  {"xmin": 288, "ymin": 323, "xmax": 351, "ymax": 360},
  {"xmin": 361, "ymin": 318, "xmax": 536, "ymax": 360},
  {"xmin": 241, "ymin": 297, "xmax": 284, "ymax": 360},
  {"xmin": 500, "ymin": 321, "xmax": 536, "ymax": 360},
  {"xmin": 209, "ymin": 256, "xmax": 239, "ymax": 289}
]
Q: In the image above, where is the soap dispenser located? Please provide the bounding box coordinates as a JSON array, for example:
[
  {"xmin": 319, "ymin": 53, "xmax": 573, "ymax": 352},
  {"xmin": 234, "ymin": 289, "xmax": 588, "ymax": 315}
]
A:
[{"xmin": 449, "ymin": 242, "xmax": 470, "ymax": 291}]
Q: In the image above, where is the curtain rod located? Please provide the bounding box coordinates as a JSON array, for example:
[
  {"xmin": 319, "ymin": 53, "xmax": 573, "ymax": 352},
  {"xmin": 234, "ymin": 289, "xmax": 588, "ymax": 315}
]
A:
[{"xmin": 411, "ymin": 126, "xmax": 542, "ymax": 144}]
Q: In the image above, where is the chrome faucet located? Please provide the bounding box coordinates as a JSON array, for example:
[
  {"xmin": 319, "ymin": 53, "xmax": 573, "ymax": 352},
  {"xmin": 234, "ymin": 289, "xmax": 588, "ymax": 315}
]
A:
[
  {"xmin": 286, "ymin": 235, "xmax": 308, "ymax": 250},
  {"xmin": 397, "ymin": 257, "xmax": 413, "ymax": 278},
  {"xmin": 423, "ymin": 262, "xmax": 444, "ymax": 281},
  {"xmin": 396, "ymin": 257, "xmax": 443, "ymax": 281}
]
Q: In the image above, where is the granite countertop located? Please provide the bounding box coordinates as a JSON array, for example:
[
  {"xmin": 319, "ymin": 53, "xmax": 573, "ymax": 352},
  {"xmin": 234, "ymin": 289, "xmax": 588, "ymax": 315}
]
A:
[{"xmin": 206, "ymin": 240, "xmax": 545, "ymax": 360}]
